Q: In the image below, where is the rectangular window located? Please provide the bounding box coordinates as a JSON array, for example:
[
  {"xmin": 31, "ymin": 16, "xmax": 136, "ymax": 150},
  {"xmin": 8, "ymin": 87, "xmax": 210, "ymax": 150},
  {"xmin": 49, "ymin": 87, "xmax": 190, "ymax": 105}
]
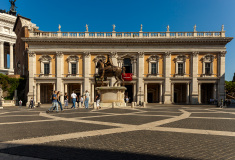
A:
[
  {"xmin": 178, "ymin": 63, "xmax": 183, "ymax": 74},
  {"xmin": 205, "ymin": 63, "xmax": 211, "ymax": 74},
  {"xmin": 151, "ymin": 63, "xmax": 157, "ymax": 74},
  {"xmin": 71, "ymin": 63, "xmax": 77, "ymax": 75},
  {"xmin": 44, "ymin": 63, "xmax": 50, "ymax": 75}
]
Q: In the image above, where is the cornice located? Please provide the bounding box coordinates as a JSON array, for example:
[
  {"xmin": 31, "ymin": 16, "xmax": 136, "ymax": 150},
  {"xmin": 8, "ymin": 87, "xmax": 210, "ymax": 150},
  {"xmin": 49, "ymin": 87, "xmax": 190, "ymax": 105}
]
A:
[{"xmin": 22, "ymin": 37, "xmax": 233, "ymax": 45}]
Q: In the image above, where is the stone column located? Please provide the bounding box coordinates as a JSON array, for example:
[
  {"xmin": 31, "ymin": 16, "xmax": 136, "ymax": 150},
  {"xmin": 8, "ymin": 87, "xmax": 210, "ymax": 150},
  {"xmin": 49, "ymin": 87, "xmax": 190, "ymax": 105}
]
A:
[
  {"xmin": 80, "ymin": 83, "xmax": 83, "ymax": 96},
  {"xmin": 91, "ymin": 83, "xmax": 95, "ymax": 102},
  {"xmin": 213, "ymin": 83, "xmax": 217, "ymax": 100},
  {"xmin": 186, "ymin": 83, "xmax": 190, "ymax": 104},
  {"xmin": 56, "ymin": 51, "xmax": 64, "ymax": 94},
  {"xmin": 0, "ymin": 41, "xmax": 4, "ymax": 69},
  {"xmin": 37, "ymin": 83, "xmax": 40, "ymax": 103},
  {"xmin": 53, "ymin": 83, "xmax": 56, "ymax": 91},
  {"xmin": 160, "ymin": 83, "xmax": 162, "ymax": 104},
  {"xmin": 191, "ymin": 52, "xmax": 199, "ymax": 104},
  {"xmin": 144, "ymin": 83, "xmax": 147, "ymax": 102},
  {"xmin": 83, "ymin": 52, "xmax": 91, "ymax": 102},
  {"xmin": 164, "ymin": 52, "xmax": 171, "ymax": 104},
  {"xmin": 9, "ymin": 43, "xmax": 14, "ymax": 71},
  {"xmin": 171, "ymin": 83, "xmax": 174, "ymax": 103},
  {"xmin": 65, "ymin": 84, "xmax": 68, "ymax": 93},
  {"xmin": 218, "ymin": 51, "xmax": 226, "ymax": 101},
  {"xmin": 198, "ymin": 83, "xmax": 201, "ymax": 104},
  {"xmin": 27, "ymin": 51, "xmax": 36, "ymax": 105},
  {"xmin": 137, "ymin": 52, "xmax": 145, "ymax": 103},
  {"xmin": 133, "ymin": 83, "xmax": 136, "ymax": 102}
]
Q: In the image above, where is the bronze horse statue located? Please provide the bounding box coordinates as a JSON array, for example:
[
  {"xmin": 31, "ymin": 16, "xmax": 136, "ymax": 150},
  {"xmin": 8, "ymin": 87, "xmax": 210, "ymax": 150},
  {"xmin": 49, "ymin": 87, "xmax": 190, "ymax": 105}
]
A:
[{"xmin": 96, "ymin": 59, "xmax": 125, "ymax": 86}]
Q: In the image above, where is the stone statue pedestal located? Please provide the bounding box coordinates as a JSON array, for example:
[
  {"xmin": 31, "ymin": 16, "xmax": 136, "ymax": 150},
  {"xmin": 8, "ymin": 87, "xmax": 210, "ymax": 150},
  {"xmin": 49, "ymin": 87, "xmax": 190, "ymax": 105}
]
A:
[{"xmin": 96, "ymin": 86, "xmax": 126, "ymax": 107}]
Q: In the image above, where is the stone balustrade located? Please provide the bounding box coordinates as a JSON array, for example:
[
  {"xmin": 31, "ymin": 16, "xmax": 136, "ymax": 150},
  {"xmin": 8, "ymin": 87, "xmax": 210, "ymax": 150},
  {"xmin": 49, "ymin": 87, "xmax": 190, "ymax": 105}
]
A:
[{"xmin": 29, "ymin": 31, "xmax": 224, "ymax": 38}]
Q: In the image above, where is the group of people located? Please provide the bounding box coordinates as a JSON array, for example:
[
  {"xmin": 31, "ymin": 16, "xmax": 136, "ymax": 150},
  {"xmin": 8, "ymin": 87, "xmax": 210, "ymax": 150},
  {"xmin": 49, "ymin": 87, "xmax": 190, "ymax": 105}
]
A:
[{"xmin": 46, "ymin": 90, "xmax": 90, "ymax": 113}]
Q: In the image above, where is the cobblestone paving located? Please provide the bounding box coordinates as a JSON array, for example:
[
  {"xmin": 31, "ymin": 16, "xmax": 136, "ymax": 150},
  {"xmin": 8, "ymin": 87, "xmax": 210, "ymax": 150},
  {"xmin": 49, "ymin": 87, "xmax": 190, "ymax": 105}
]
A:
[{"xmin": 0, "ymin": 105, "xmax": 235, "ymax": 159}]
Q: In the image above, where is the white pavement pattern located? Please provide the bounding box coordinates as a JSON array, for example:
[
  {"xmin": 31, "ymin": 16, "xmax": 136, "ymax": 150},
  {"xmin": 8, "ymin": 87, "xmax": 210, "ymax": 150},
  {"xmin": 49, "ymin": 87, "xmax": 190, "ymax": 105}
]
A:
[{"xmin": 0, "ymin": 106, "xmax": 235, "ymax": 159}]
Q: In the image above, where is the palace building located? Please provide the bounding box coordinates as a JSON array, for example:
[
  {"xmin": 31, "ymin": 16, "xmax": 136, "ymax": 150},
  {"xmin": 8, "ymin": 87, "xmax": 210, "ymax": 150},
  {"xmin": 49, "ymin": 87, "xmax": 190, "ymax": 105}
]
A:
[
  {"xmin": 0, "ymin": 13, "xmax": 16, "ymax": 75},
  {"xmin": 16, "ymin": 21, "xmax": 232, "ymax": 105}
]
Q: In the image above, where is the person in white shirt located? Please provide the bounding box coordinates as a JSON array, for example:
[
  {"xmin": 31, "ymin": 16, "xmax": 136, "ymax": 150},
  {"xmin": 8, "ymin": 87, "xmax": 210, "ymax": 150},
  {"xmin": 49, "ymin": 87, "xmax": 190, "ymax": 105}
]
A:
[
  {"xmin": 84, "ymin": 90, "xmax": 90, "ymax": 109},
  {"xmin": 71, "ymin": 91, "xmax": 77, "ymax": 109}
]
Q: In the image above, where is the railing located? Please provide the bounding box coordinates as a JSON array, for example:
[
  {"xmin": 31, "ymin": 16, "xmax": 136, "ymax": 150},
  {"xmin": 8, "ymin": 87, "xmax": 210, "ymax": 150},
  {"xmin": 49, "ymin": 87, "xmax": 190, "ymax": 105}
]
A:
[{"xmin": 29, "ymin": 31, "xmax": 225, "ymax": 38}]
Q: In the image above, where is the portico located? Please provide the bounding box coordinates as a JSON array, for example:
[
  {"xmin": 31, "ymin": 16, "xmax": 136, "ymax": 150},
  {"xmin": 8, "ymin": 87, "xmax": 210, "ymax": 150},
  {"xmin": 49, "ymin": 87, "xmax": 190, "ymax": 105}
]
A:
[{"xmin": 0, "ymin": 13, "xmax": 16, "ymax": 75}]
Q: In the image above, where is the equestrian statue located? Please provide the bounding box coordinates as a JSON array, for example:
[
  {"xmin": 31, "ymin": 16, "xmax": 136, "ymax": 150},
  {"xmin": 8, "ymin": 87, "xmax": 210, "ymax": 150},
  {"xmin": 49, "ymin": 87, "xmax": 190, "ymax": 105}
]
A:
[{"xmin": 96, "ymin": 55, "xmax": 125, "ymax": 86}]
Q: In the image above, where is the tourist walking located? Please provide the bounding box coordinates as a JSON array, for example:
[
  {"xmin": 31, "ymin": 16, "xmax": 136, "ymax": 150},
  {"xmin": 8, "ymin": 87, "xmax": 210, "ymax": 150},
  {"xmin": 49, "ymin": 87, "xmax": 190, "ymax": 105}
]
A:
[
  {"xmin": 29, "ymin": 98, "xmax": 34, "ymax": 108},
  {"xmin": 71, "ymin": 91, "xmax": 77, "ymax": 109},
  {"xmin": 95, "ymin": 91, "xmax": 101, "ymax": 110},
  {"xmin": 57, "ymin": 91, "xmax": 63, "ymax": 112},
  {"xmin": 84, "ymin": 90, "xmax": 89, "ymax": 109},
  {"xmin": 19, "ymin": 100, "xmax": 22, "ymax": 108},
  {"xmin": 64, "ymin": 93, "xmax": 68, "ymax": 109},
  {"xmin": 47, "ymin": 90, "xmax": 59, "ymax": 113}
]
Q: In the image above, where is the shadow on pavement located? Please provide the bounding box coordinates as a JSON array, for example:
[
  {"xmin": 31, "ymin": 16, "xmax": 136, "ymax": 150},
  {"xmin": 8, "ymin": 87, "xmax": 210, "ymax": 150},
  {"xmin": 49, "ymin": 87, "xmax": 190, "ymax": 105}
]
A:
[{"xmin": 0, "ymin": 144, "xmax": 193, "ymax": 160}]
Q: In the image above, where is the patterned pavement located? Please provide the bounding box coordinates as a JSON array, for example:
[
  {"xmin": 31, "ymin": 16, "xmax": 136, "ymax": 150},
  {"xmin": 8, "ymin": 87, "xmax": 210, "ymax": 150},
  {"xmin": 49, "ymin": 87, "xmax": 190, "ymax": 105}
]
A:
[{"xmin": 0, "ymin": 105, "xmax": 235, "ymax": 160}]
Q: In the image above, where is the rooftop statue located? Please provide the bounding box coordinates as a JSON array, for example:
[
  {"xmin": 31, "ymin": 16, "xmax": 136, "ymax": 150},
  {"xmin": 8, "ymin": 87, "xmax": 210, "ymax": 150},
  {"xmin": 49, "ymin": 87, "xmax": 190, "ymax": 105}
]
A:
[
  {"xmin": 96, "ymin": 55, "xmax": 125, "ymax": 86},
  {"xmin": 10, "ymin": 0, "xmax": 17, "ymax": 11}
]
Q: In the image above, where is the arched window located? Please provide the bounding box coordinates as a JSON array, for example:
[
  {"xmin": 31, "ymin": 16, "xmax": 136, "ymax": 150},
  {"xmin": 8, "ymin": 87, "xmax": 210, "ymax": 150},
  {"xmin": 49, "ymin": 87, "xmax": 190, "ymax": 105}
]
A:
[
  {"xmin": 67, "ymin": 55, "xmax": 79, "ymax": 77},
  {"xmin": 39, "ymin": 55, "xmax": 52, "ymax": 77},
  {"xmin": 174, "ymin": 55, "xmax": 187, "ymax": 76},
  {"xmin": 148, "ymin": 55, "xmax": 160, "ymax": 76},
  {"xmin": 202, "ymin": 54, "xmax": 214, "ymax": 76}
]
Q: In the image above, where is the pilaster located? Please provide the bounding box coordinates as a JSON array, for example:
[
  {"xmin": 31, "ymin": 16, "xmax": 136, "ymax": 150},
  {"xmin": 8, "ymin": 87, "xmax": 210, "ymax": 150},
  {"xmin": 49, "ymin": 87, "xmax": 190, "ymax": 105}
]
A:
[
  {"xmin": 191, "ymin": 51, "xmax": 199, "ymax": 104},
  {"xmin": 9, "ymin": 43, "xmax": 14, "ymax": 71},
  {"xmin": 83, "ymin": 51, "xmax": 91, "ymax": 100},
  {"xmin": 111, "ymin": 52, "xmax": 118, "ymax": 86},
  {"xmin": 218, "ymin": 51, "xmax": 226, "ymax": 101},
  {"xmin": 56, "ymin": 51, "xmax": 64, "ymax": 92},
  {"xmin": 137, "ymin": 51, "xmax": 144, "ymax": 103},
  {"xmin": 0, "ymin": 41, "xmax": 4, "ymax": 69},
  {"xmin": 27, "ymin": 51, "xmax": 36, "ymax": 103},
  {"xmin": 164, "ymin": 51, "xmax": 172, "ymax": 104}
]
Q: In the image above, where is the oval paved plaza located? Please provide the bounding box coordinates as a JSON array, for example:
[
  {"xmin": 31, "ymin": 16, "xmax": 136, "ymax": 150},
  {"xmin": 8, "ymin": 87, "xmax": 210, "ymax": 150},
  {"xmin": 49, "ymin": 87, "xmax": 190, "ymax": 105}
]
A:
[{"xmin": 0, "ymin": 105, "xmax": 235, "ymax": 160}]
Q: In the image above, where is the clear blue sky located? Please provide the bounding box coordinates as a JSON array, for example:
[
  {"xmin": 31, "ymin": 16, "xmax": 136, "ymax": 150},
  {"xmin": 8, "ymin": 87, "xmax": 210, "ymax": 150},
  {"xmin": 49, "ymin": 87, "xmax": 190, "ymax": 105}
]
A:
[{"xmin": 1, "ymin": 0, "xmax": 235, "ymax": 80}]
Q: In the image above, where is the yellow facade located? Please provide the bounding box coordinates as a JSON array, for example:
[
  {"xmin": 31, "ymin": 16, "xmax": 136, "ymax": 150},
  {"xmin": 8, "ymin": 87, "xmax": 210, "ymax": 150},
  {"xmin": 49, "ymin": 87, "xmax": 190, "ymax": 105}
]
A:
[
  {"xmin": 144, "ymin": 54, "xmax": 163, "ymax": 77},
  {"xmin": 79, "ymin": 55, "xmax": 83, "ymax": 77},
  {"xmin": 144, "ymin": 55, "xmax": 149, "ymax": 77},
  {"xmin": 64, "ymin": 55, "xmax": 69, "ymax": 77},
  {"xmin": 36, "ymin": 55, "xmax": 41, "ymax": 77},
  {"xmin": 186, "ymin": 54, "xmax": 190, "ymax": 77},
  {"xmin": 50, "ymin": 55, "xmax": 55, "ymax": 77},
  {"xmin": 198, "ymin": 53, "xmax": 218, "ymax": 77},
  {"xmin": 91, "ymin": 55, "xmax": 96, "ymax": 76},
  {"xmin": 171, "ymin": 55, "xmax": 177, "ymax": 77},
  {"xmin": 158, "ymin": 55, "xmax": 163, "ymax": 77}
]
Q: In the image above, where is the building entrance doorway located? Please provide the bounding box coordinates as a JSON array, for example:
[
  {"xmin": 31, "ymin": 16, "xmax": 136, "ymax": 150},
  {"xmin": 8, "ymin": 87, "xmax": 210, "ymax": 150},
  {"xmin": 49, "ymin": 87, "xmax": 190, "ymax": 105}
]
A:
[
  {"xmin": 125, "ymin": 84, "xmax": 133, "ymax": 103},
  {"xmin": 67, "ymin": 84, "xmax": 82, "ymax": 102},
  {"xmin": 174, "ymin": 83, "xmax": 187, "ymax": 103},
  {"xmin": 147, "ymin": 84, "xmax": 160, "ymax": 103},
  {"xmin": 40, "ymin": 84, "xmax": 53, "ymax": 104},
  {"xmin": 201, "ymin": 83, "xmax": 213, "ymax": 104}
]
